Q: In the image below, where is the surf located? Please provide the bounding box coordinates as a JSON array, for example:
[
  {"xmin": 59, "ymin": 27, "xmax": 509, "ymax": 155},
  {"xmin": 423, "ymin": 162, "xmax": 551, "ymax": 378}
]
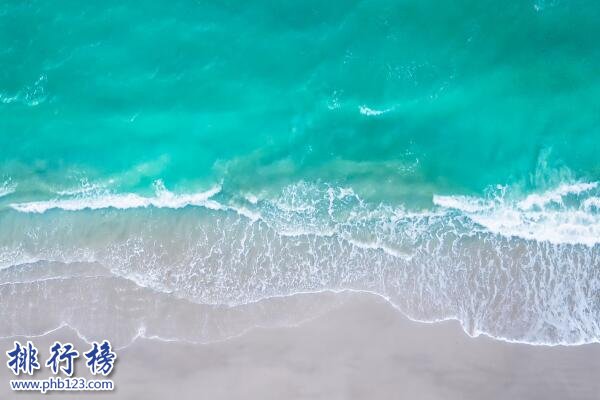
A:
[{"xmin": 1, "ymin": 179, "xmax": 600, "ymax": 346}]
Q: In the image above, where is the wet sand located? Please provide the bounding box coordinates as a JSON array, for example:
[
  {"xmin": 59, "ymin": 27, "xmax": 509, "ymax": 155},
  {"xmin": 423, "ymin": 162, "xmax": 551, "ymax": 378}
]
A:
[{"xmin": 2, "ymin": 292, "xmax": 600, "ymax": 399}]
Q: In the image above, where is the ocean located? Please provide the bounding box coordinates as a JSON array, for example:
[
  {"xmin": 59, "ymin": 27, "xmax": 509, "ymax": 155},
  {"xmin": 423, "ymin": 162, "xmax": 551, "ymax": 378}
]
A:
[{"xmin": 1, "ymin": 0, "xmax": 599, "ymax": 346}]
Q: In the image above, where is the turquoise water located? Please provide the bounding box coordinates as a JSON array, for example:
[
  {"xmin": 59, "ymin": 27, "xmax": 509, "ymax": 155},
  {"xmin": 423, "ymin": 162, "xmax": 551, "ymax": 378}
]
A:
[
  {"xmin": 2, "ymin": 0, "xmax": 599, "ymax": 201},
  {"xmin": 1, "ymin": 0, "xmax": 600, "ymax": 345}
]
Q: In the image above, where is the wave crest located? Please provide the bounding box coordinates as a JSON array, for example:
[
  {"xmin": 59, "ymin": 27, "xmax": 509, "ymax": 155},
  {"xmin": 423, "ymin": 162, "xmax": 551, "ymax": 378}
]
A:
[
  {"xmin": 10, "ymin": 180, "xmax": 222, "ymax": 213},
  {"xmin": 434, "ymin": 181, "xmax": 600, "ymax": 246},
  {"xmin": 2, "ymin": 179, "xmax": 600, "ymax": 345}
]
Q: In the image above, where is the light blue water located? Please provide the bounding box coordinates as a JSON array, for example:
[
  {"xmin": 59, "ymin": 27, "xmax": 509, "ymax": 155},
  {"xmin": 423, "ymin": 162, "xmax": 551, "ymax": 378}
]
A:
[{"xmin": 1, "ymin": 0, "xmax": 599, "ymax": 345}]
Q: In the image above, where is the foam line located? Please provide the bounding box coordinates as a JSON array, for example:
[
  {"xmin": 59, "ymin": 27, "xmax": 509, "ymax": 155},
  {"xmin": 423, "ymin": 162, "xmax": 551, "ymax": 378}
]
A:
[
  {"xmin": 10, "ymin": 184, "xmax": 222, "ymax": 213},
  {"xmin": 434, "ymin": 181, "xmax": 600, "ymax": 246}
]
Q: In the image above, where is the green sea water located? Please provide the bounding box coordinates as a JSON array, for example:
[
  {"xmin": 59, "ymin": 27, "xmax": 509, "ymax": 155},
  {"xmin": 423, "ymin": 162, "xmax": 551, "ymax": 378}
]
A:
[
  {"xmin": 1, "ymin": 0, "xmax": 600, "ymax": 345},
  {"xmin": 2, "ymin": 0, "xmax": 599, "ymax": 203}
]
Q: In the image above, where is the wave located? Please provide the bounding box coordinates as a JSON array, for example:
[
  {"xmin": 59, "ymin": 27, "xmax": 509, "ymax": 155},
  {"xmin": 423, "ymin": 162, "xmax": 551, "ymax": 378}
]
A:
[
  {"xmin": 0, "ymin": 179, "xmax": 16, "ymax": 198},
  {"xmin": 10, "ymin": 180, "xmax": 222, "ymax": 213},
  {"xmin": 0, "ymin": 260, "xmax": 348, "ymax": 347},
  {"xmin": 2, "ymin": 179, "xmax": 600, "ymax": 345},
  {"xmin": 433, "ymin": 181, "xmax": 600, "ymax": 246},
  {"xmin": 11, "ymin": 178, "xmax": 600, "ymax": 247}
]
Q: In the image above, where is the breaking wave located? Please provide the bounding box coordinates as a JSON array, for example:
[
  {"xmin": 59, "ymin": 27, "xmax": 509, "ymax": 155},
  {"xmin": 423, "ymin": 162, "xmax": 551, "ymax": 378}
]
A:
[
  {"xmin": 434, "ymin": 181, "xmax": 600, "ymax": 246},
  {"xmin": 1, "ymin": 180, "xmax": 600, "ymax": 346},
  {"xmin": 10, "ymin": 180, "xmax": 222, "ymax": 213}
]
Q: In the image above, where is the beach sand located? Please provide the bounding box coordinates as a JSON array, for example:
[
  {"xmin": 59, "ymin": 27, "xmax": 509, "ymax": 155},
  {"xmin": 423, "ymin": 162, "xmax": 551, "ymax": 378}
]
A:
[{"xmin": 1, "ymin": 292, "xmax": 599, "ymax": 399}]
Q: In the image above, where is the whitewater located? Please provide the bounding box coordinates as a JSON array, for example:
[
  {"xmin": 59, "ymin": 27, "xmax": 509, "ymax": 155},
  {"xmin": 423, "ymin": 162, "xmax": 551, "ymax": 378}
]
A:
[{"xmin": 1, "ymin": 179, "xmax": 599, "ymax": 347}]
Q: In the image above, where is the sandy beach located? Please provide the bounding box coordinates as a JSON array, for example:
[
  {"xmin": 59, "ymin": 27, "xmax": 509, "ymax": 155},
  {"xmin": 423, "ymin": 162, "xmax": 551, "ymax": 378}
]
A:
[{"xmin": 2, "ymin": 291, "xmax": 599, "ymax": 399}]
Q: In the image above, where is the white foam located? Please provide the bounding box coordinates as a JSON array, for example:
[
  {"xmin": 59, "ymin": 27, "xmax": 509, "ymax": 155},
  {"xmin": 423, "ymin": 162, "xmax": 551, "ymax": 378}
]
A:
[
  {"xmin": 434, "ymin": 181, "xmax": 600, "ymax": 246},
  {"xmin": 583, "ymin": 197, "xmax": 600, "ymax": 212},
  {"xmin": 470, "ymin": 209, "xmax": 600, "ymax": 246},
  {"xmin": 433, "ymin": 195, "xmax": 494, "ymax": 213},
  {"xmin": 2, "ymin": 180, "xmax": 600, "ymax": 346},
  {"xmin": 343, "ymin": 237, "xmax": 412, "ymax": 260},
  {"xmin": 230, "ymin": 205, "xmax": 261, "ymax": 222},
  {"xmin": 358, "ymin": 105, "xmax": 391, "ymax": 116},
  {"xmin": 0, "ymin": 179, "xmax": 16, "ymax": 198},
  {"xmin": 517, "ymin": 182, "xmax": 598, "ymax": 210},
  {"xmin": 245, "ymin": 193, "xmax": 259, "ymax": 204},
  {"xmin": 55, "ymin": 180, "xmax": 107, "ymax": 196},
  {"xmin": 10, "ymin": 181, "xmax": 222, "ymax": 213}
]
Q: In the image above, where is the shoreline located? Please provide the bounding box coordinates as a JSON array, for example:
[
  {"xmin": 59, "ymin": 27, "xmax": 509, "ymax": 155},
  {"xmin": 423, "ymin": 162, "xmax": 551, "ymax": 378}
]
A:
[{"xmin": 2, "ymin": 291, "xmax": 600, "ymax": 399}]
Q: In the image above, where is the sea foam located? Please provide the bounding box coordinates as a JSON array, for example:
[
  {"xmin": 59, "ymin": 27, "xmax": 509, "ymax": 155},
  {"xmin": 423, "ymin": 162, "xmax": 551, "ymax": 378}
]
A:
[
  {"xmin": 10, "ymin": 181, "xmax": 222, "ymax": 213},
  {"xmin": 3, "ymin": 180, "xmax": 600, "ymax": 346},
  {"xmin": 433, "ymin": 181, "xmax": 600, "ymax": 246},
  {"xmin": 358, "ymin": 105, "xmax": 392, "ymax": 116},
  {"xmin": 0, "ymin": 179, "xmax": 16, "ymax": 198}
]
